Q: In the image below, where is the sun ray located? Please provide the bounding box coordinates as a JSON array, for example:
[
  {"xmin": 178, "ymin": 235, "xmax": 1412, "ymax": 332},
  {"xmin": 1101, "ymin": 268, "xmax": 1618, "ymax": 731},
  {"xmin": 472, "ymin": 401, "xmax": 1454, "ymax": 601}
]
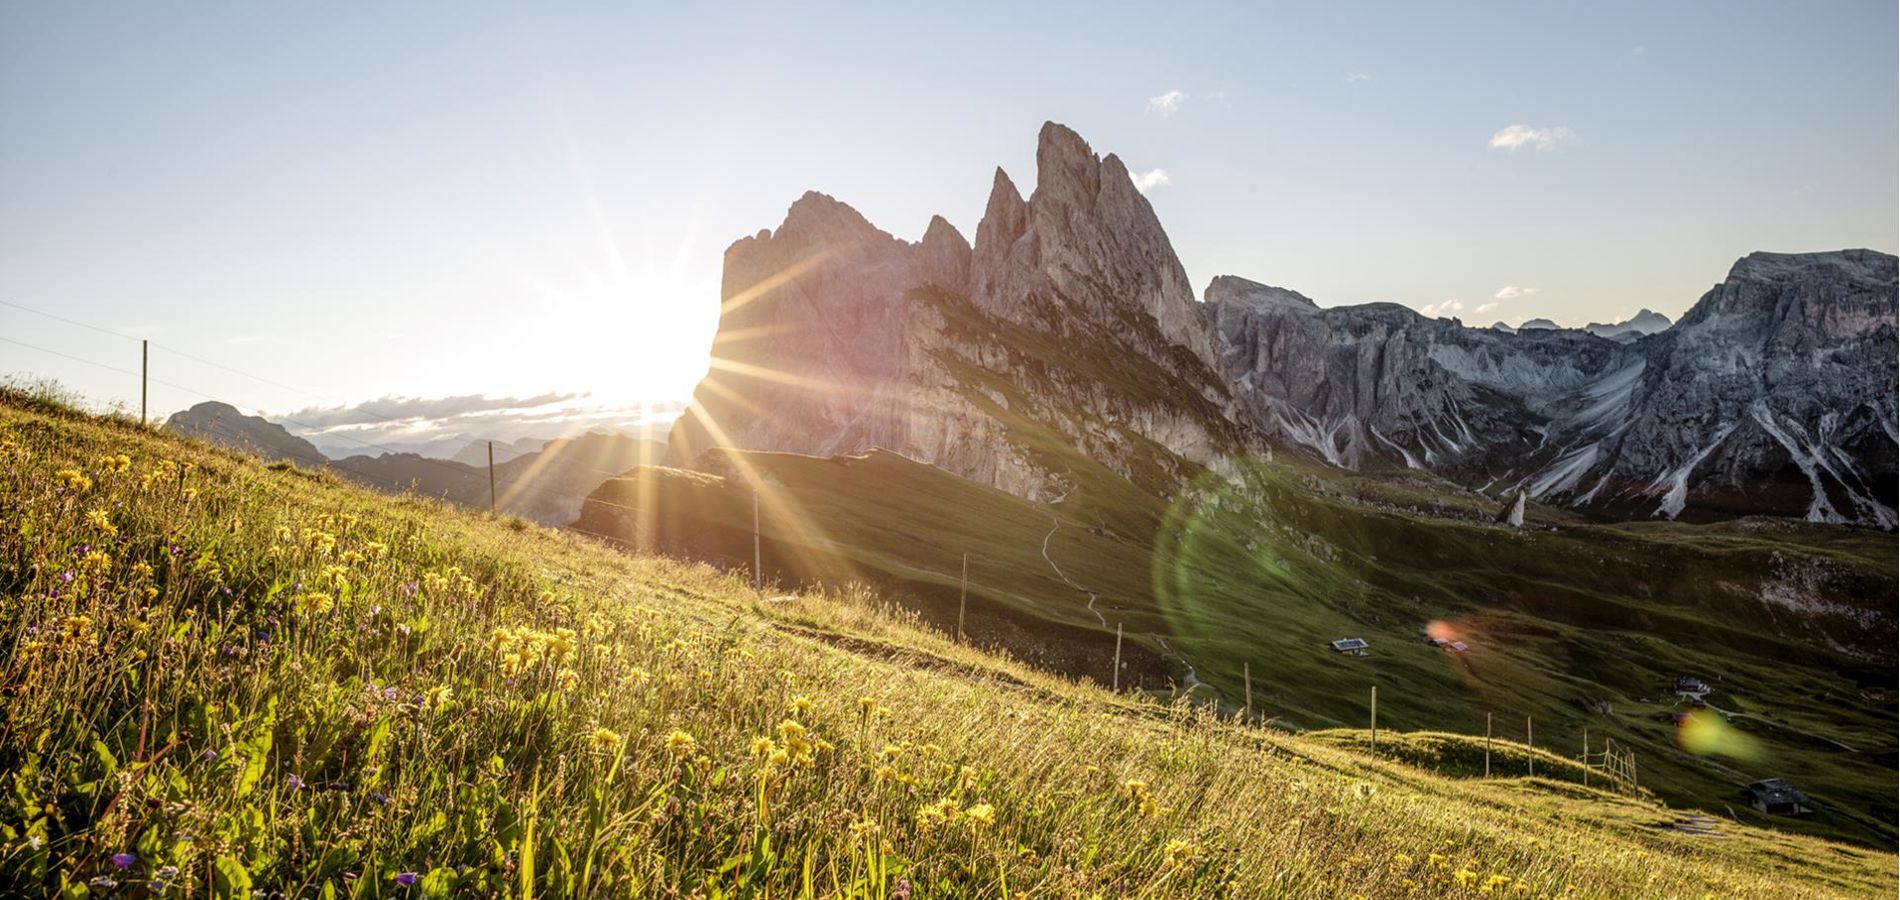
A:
[
  {"xmin": 675, "ymin": 399, "xmax": 848, "ymax": 586},
  {"xmin": 718, "ymin": 249, "xmax": 836, "ymax": 318}
]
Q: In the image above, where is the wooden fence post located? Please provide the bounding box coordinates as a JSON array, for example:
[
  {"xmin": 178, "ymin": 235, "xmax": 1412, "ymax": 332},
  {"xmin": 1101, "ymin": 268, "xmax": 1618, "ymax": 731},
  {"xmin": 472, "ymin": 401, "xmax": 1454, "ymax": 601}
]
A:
[
  {"xmin": 1243, "ymin": 662, "xmax": 1252, "ymax": 720},
  {"xmin": 1484, "ymin": 712, "xmax": 1492, "ymax": 778},
  {"xmin": 1527, "ymin": 716, "xmax": 1534, "ymax": 777},
  {"xmin": 1111, "ymin": 623, "xmax": 1123, "ymax": 692},
  {"xmin": 487, "ymin": 441, "xmax": 496, "ymax": 514},
  {"xmin": 1369, "ymin": 686, "xmax": 1378, "ymax": 749},
  {"xmin": 140, "ymin": 340, "xmax": 148, "ymax": 427},
  {"xmin": 1582, "ymin": 728, "xmax": 1590, "ymax": 787},
  {"xmin": 957, "ymin": 552, "xmax": 968, "ymax": 644},
  {"xmin": 752, "ymin": 488, "xmax": 762, "ymax": 597}
]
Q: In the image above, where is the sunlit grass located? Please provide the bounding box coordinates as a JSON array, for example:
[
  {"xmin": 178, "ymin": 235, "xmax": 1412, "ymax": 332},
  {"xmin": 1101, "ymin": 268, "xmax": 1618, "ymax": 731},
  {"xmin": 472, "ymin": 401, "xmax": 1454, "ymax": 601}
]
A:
[{"xmin": 0, "ymin": 390, "xmax": 1891, "ymax": 897}]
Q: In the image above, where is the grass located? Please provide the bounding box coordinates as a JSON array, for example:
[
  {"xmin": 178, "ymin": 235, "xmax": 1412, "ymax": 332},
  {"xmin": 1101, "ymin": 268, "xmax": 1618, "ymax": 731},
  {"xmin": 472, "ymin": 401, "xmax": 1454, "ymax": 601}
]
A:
[
  {"xmin": 581, "ymin": 434, "xmax": 1897, "ymax": 849},
  {"xmin": 2, "ymin": 392, "xmax": 1895, "ymax": 898}
]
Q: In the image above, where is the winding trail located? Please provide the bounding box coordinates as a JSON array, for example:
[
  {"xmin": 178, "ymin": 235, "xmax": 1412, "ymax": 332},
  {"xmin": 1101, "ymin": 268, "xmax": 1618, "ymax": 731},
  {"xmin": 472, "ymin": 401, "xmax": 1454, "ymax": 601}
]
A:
[{"xmin": 1039, "ymin": 474, "xmax": 1108, "ymax": 629}]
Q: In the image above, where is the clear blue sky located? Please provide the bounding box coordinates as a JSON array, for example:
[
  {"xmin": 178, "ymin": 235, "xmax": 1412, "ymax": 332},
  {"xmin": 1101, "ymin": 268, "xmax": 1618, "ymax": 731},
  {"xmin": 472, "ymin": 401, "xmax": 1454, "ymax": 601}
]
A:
[{"xmin": 2, "ymin": 2, "xmax": 1893, "ymax": 441}]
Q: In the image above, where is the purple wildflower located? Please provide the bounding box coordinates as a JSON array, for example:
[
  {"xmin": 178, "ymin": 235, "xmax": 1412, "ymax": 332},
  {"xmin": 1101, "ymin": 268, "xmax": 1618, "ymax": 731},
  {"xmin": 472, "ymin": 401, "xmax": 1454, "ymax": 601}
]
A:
[
  {"xmin": 382, "ymin": 687, "xmax": 399, "ymax": 702},
  {"xmin": 202, "ymin": 749, "xmax": 217, "ymax": 762},
  {"xmin": 110, "ymin": 852, "xmax": 136, "ymax": 870},
  {"xmin": 394, "ymin": 872, "xmax": 419, "ymax": 886},
  {"xmin": 370, "ymin": 792, "xmax": 389, "ymax": 805},
  {"xmin": 286, "ymin": 774, "xmax": 305, "ymax": 790}
]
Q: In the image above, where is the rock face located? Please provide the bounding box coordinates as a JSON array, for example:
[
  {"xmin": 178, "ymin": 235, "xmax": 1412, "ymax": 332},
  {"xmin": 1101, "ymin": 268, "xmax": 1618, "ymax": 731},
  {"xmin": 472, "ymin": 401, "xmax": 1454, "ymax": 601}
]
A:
[
  {"xmin": 1497, "ymin": 491, "xmax": 1526, "ymax": 527},
  {"xmin": 665, "ymin": 123, "xmax": 1253, "ymax": 500},
  {"xmin": 1206, "ymin": 251, "xmax": 1899, "ymax": 527},
  {"xmin": 1205, "ymin": 276, "xmax": 1624, "ymax": 472}
]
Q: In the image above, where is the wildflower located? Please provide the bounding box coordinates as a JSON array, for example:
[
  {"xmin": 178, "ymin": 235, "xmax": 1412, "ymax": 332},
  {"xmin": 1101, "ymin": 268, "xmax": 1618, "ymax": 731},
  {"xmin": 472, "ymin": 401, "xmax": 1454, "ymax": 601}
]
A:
[
  {"xmin": 751, "ymin": 737, "xmax": 777, "ymax": 760},
  {"xmin": 423, "ymin": 685, "xmax": 453, "ymax": 709},
  {"xmin": 394, "ymin": 872, "xmax": 419, "ymax": 886},
  {"xmin": 1392, "ymin": 853, "xmax": 1412, "ymax": 866},
  {"xmin": 665, "ymin": 730, "xmax": 697, "ymax": 758},
  {"xmin": 590, "ymin": 728, "xmax": 624, "ymax": 751},
  {"xmin": 87, "ymin": 509, "xmax": 116, "ymax": 537},
  {"xmin": 874, "ymin": 765, "xmax": 898, "ymax": 783},
  {"xmin": 111, "ymin": 852, "xmax": 136, "ymax": 870},
  {"xmin": 294, "ymin": 592, "xmax": 334, "ymax": 616},
  {"xmin": 1164, "ymin": 839, "xmax": 1203, "ymax": 867},
  {"xmin": 556, "ymin": 668, "xmax": 579, "ymax": 692},
  {"xmin": 859, "ymin": 696, "xmax": 878, "ymax": 715},
  {"xmin": 964, "ymin": 802, "xmax": 995, "ymax": 827},
  {"xmin": 850, "ymin": 819, "xmax": 879, "ymax": 838},
  {"xmin": 56, "ymin": 468, "xmax": 92, "ymax": 491},
  {"xmin": 1428, "ymin": 853, "xmax": 1449, "ymax": 869},
  {"xmin": 790, "ymin": 694, "xmax": 814, "ymax": 715},
  {"xmin": 155, "ymin": 865, "xmax": 179, "ymax": 881},
  {"xmin": 286, "ymin": 775, "xmax": 305, "ymax": 790},
  {"xmin": 1455, "ymin": 869, "xmax": 1477, "ymax": 887}
]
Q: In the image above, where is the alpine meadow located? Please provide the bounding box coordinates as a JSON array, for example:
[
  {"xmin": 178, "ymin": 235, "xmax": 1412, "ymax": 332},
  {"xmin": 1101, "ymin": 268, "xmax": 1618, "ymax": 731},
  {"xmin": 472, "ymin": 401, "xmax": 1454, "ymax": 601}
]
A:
[{"xmin": 2, "ymin": 3, "xmax": 1896, "ymax": 898}]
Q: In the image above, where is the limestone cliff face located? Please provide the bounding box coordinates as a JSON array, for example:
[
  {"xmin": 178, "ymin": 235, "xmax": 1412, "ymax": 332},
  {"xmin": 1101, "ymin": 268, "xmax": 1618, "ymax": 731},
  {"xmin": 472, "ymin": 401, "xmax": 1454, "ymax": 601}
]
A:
[
  {"xmin": 665, "ymin": 123, "xmax": 1254, "ymax": 500},
  {"xmin": 1205, "ymin": 251, "xmax": 1899, "ymax": 526}
]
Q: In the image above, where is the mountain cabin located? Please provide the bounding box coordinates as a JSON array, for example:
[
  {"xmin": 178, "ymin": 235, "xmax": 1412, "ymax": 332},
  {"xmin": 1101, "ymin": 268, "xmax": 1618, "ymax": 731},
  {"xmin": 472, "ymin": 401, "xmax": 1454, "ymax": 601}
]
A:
[
  {"xmin": 1743, "ymin": 779, "xmax": 1813, "ymax": 816},
  {"xmin": 1330, "ymin": 637, "xmax": 1370, "ymax": 656}
]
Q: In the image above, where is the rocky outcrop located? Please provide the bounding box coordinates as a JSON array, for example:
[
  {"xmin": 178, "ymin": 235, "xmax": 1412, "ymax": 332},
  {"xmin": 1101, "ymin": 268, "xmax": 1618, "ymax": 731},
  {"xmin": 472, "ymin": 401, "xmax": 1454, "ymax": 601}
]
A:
[
  {"xmin": 1547, "ymin": 250, "xmax": 1897, "ymax": 526},
  {"xmin": 1206, "ymin": 251, "xmax": 1899, "ymax": 527},
  {"xmin": 664, "ymin": 123, "xmax": 1254, "ymax": 500},
  {"xmin": 1205, "ymin": 276, "xmax": 1622, "ymax": 472},
  {"xmin": 1497, "ymin": 490, "xmax": 1526, "ymax": 527}
]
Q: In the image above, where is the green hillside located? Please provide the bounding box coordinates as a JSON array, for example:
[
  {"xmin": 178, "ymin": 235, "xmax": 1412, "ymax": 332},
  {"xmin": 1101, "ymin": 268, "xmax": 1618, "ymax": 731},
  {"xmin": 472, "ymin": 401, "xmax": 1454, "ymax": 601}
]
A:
[
  {"xmin": 580, "ymin": 443, "xmax": 1897, "ymax": 849},
  {"xmin": 2, "ymin": 391, "xmax": 1894, "ymax": 897}
]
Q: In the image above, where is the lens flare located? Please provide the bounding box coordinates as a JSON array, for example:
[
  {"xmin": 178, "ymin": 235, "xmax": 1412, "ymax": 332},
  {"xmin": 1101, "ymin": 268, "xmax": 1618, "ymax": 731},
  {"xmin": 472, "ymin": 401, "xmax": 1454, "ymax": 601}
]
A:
[{"xmin": 1677, "ymin": 709, "xmax": 1764, "ymax": 761}]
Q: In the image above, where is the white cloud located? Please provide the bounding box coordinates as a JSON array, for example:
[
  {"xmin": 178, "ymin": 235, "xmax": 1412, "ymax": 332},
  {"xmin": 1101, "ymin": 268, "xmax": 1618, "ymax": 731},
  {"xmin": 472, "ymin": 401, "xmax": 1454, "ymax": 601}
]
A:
[
  {"xmin": 1474, "ymin": 302, "xmax": 1499, "ymax": 314},
  {"xmin": 1129, "ymin": 168, "xmax": 1172, "ymax": 193},
  {"xmin": 284, "ymin": 392, "xmax": 585, "ymax": 429},
  {"xmin": 1487, "ymin": 125, "xmax": 1574, "ymax": 151},
  {"xmin": 1344, "ymin": 71, "xmax": 1372, "ymax": 83},
  {"xmin": 1494, "ymin": 285, "xmax": 1541, "ymax": 300},
  {"xmin": 1146, "ymin": 89, "xmax": 1187, "ymax": 115},
  {"xmin": 1420, "ymin": 299, "xmax": 1464, "ymax": 317}
]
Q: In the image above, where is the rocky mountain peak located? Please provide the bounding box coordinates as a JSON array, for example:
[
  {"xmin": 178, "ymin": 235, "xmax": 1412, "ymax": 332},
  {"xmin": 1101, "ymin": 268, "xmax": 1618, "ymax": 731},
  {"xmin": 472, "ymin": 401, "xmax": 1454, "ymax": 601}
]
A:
[
  {"xmin": 916, "ymin": 214, "xmax": 973, "ymax": 293},
  {"xmin": 1205, "ymin": 276, "xmax": 1320, "ymax": 312},
  {"xmin": 1726, "ymin": 248, "xmax": 1895, "ymax": 287},
  {"xmin": 774, "ymin": 190, "xmax": 892, "ymax": 250},
  {"xmin": 968, "ymin": 121, "xmax": 1215, "ymax": 370}
]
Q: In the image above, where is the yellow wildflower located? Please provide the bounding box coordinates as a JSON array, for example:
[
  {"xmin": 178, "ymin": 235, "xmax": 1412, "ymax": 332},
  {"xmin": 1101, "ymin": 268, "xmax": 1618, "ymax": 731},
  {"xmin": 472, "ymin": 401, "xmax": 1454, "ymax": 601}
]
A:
[
  {"xmin": 86, "ymin": 509, "xmax": 115, "ymax": 537},
  {"xmin": 664, "ymin": 730, "xmax": 697, "ymax": 757},
  {"xmin": 589, "ymin": 728, "xmax": 623, "ymax": 751},
  {"xmin": 964, "ymin": 802, "xmax": 995, "ymax": 827}
]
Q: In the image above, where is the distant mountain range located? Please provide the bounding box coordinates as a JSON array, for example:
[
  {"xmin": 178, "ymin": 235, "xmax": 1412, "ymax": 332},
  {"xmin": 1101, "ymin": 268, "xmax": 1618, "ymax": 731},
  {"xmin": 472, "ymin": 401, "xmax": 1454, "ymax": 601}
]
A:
[
  {"xmin": 166, "ymin": 401, "xmax": 664, "ymax": 526},
  {"xmin": 644, "ymin": 121, "xmax": 1896, "ymax": 528}
]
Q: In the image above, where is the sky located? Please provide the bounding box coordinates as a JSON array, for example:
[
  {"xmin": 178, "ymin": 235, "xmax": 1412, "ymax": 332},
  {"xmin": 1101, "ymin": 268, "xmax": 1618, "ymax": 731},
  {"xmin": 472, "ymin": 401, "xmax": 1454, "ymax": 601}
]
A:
[{"xmin": 2, "ymin": 1, "xmax": 1894, "ymax": 448}]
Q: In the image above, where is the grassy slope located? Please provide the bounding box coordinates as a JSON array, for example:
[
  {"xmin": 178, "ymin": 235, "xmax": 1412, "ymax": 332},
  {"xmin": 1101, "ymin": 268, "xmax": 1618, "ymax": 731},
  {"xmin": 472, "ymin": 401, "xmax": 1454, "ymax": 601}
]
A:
[
  {"xmin": 581, "ymin": 443, "xmax": 1897, "ymax": 850},
  {"xmin": 2, "ymin": 397, "xmax": 1894, "ymax": 898}
]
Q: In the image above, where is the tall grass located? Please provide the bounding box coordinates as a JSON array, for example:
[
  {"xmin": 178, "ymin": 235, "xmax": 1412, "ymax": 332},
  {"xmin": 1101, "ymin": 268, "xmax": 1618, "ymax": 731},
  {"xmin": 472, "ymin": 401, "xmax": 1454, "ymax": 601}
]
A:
[{"xmin": 0, "ymin": 395, "xmax": 1891, "ymax": 898}]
